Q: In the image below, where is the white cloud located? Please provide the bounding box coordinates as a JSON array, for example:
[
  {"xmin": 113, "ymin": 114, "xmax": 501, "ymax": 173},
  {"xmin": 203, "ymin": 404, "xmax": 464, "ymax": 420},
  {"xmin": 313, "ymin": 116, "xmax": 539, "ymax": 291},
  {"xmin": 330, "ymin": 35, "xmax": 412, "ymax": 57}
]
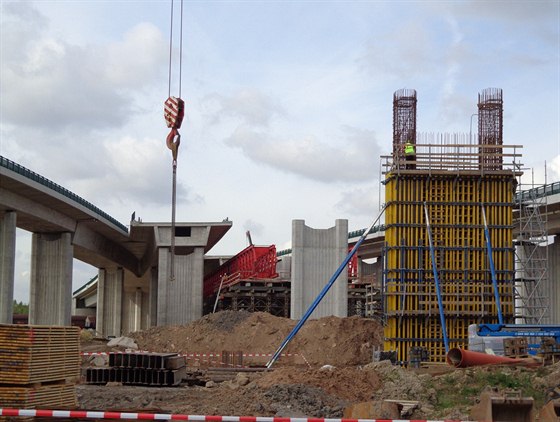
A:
[
  {"xmin": 335, "ymin": 186, "xmax": 381, "ymax": 218},
  {"xmin": 203, "ymin": 89, "xmax": 285, "ymax": 128},
  {"xmin": 0, "ymin": 4, "xmax": 166, "ymax": 133},
  {"xmin": 225, "ymin": 125, "xmax": 379, "ymax": 183}
]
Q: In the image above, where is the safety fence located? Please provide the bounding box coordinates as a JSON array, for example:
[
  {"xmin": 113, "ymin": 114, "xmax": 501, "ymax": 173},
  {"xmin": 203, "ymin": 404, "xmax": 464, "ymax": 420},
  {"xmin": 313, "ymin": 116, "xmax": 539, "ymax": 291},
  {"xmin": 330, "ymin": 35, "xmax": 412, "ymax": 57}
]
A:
[
  {"xmin": 0, "ymin": 408, "xmax": 471, "ymax": 422},
  {"xmin": 81, "ymin": 351, "xmax": 310, "ymax": 368}
]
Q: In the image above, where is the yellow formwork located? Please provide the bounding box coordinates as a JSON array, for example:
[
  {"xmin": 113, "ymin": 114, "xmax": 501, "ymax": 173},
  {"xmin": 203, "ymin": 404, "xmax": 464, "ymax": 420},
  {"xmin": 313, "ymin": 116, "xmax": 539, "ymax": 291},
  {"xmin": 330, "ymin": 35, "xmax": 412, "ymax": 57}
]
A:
[{"xmin": 383, "ymin": 174, "xmax": 516, "ymax": 362}]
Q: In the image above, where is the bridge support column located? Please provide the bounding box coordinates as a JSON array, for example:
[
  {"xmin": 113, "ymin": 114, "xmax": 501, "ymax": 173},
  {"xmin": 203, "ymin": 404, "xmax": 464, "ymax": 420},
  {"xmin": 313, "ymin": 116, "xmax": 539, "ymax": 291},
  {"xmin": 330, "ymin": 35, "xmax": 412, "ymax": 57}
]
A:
[
  {"xmin": 549, "ymin": 237, "xmax": 560, "ymax": 324},
  {"xmin": 150, "ymin": 266, "xmax": 158, "ymax": 327},
  {"xmin": 290, "ymin": 219, "xmax": 348, "ymax": 319},
  {"xmin": 29, "ymin": 232, "xmax": 73, "ymax": 326},
  {"xmin": 97, "ymin": 267, "xmax": 123, "ymax": 337},
  {"xmin": 0, "ymin": 212, "xmax": 17, "ymax": 323},
  {"xmin": 157, "ymin": 247, "xmax": 204, "ymax": 326}
]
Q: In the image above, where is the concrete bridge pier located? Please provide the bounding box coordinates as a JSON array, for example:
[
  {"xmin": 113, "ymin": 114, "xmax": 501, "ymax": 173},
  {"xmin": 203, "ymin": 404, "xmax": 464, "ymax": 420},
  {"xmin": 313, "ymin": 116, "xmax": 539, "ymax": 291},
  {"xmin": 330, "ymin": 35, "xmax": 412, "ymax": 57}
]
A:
[
  {"xmin": 157, "ymin": 247, "xmax": 204, "ymax": 326},
  {"xmin": 291, "ymin": 219, "xmax": 348, "ymax": 319},
  {"xmin": 29, "ymin": 232, "xmax": 73, "ymax": 326},
  {"xmin": 96, "ymin": 267, "xmax": 124, "ymax": 337},
  {"xmin": 0, "ymin": 211, "xmax": 16, "ymax": 323}
]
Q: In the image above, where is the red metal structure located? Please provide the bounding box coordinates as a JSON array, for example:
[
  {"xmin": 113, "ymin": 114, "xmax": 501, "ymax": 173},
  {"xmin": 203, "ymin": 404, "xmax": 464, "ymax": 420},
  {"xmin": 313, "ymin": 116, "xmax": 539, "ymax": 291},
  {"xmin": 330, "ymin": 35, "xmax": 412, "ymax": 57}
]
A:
[{"xmin": 203, "ymin": 245, "xmax": 279, "ymax": 298}]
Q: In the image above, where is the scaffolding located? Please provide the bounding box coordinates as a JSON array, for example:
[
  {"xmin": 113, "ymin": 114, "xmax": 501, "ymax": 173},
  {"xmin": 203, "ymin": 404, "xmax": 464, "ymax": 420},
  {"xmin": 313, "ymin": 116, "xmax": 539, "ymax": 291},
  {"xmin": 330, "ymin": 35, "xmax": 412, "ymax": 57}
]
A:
[{"xmin": 514, "ymin": 169, "xmax": 549, "ymax": 323}]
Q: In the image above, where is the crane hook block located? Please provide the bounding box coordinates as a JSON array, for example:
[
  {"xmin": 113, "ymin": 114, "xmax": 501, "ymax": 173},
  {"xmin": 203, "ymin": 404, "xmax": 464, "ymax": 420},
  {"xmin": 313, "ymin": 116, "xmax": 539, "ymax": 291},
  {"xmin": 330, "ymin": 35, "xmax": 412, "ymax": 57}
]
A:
[{"xmin": 164, "ymin": 96, "xmax": 185, "ymax": 129}]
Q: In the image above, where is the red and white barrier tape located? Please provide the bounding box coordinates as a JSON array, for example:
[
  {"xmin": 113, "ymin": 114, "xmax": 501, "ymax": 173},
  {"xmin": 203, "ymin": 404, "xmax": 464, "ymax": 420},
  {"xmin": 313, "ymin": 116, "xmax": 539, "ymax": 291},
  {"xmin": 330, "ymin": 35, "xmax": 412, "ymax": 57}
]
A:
[
  {"xmin": 81, "ymin": 351, "xmax": 309, "ymax": 368},
  {"xmin": 0, "ymin": 408, "xmax": 469, "ymax": 422},
  {"xmin": 81, "ymin": 352, "xmax": 299, "ymax": 358}
]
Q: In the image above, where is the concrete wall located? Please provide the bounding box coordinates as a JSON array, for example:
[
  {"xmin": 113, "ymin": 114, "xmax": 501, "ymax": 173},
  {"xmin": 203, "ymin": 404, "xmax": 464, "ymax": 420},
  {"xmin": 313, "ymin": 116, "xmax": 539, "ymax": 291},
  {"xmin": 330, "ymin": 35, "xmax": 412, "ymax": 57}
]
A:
[
  {"xmin": 29, "ymin": 232, "xmax": 73, "ymax": 326},
  {"xmin": 291, "ymin": 219, "xmax": 348, "ymax": 319},
  {"xmin": 0, "ymin": 212, "xmax": 16, "ymax": 323},
  {"xmin": 549, "ymin": 236, "xmax": 560, "ymax": 324},
  {"xmin": 157, "ymin": 247, "xmax": 204, "ymax": 325}
]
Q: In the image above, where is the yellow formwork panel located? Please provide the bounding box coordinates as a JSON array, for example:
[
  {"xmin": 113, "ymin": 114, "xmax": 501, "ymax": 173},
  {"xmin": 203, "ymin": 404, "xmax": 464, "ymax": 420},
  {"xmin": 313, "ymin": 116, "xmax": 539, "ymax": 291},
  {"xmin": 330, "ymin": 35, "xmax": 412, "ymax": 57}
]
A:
[{"xmin": 383, "ymin": 174, "xmax": 516, "ymax": 362}]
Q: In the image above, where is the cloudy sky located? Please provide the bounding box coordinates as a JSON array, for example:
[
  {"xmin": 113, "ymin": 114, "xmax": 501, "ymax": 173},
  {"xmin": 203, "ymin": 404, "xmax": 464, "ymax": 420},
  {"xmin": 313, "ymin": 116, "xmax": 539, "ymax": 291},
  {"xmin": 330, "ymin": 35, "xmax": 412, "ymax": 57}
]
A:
[{"xmin": 1, "ymin": 0, "xmax": 559, "ymax": 302}]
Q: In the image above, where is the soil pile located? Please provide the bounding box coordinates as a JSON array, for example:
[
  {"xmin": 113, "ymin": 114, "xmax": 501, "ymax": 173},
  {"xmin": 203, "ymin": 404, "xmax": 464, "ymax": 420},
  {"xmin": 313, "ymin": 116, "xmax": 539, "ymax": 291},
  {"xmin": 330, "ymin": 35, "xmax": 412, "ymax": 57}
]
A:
[
  {"xmin": 128, "ymin": 311, "xmax": 383, "ymax": 367},
  {"xmin": 79, "ymin": 311, "xmax": 560, "ymax": 420}
]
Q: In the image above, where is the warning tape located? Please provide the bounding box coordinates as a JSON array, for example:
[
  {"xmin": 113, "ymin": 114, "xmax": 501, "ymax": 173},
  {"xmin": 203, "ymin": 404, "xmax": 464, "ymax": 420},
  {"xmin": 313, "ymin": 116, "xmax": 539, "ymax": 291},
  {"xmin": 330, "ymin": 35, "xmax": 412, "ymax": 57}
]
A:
[
  {"xmin": 81, "ymin": 352, "xmax": 299, "ymax": 358},
  {"xmin": 0, "ymin": 408, "xmax": 470, "ymax": 422},
  {"xmin": 81, "ymin": 351, "xmax": 307, "ymax": 368}
]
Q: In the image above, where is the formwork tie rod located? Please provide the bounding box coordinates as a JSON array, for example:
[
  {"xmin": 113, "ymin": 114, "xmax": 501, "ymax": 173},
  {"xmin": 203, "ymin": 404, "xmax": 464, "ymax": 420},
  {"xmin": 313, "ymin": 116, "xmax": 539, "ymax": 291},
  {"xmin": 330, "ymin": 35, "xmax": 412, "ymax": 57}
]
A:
[{"xmin": 265, "ymin": 205, "xmax": 387, "ymax": 369}]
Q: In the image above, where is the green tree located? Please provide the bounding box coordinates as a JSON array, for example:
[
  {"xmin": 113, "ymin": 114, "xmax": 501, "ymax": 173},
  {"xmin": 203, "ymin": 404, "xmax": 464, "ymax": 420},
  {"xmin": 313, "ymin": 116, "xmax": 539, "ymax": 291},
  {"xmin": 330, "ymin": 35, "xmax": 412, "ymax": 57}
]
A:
[{"xmin": 13, "ymin": 300, "xmax": 29, "ymax": 314}]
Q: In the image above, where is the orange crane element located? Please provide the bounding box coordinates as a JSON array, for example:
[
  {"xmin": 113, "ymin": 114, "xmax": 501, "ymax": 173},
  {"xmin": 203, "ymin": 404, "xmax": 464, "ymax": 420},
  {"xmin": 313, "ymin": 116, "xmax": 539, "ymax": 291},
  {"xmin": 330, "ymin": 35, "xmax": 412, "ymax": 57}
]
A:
[{"xmin": 164, "ymin": 96, "xmax": 184, "ymax": 165}]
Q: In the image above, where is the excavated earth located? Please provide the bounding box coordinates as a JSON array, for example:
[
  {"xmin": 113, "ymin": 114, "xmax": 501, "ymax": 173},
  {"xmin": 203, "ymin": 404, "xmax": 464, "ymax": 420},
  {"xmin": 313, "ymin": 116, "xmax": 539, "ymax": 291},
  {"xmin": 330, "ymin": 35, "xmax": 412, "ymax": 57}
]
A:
[{"xmin": 78, "ymin": 311, "xmax": 560, "ymax": 420}]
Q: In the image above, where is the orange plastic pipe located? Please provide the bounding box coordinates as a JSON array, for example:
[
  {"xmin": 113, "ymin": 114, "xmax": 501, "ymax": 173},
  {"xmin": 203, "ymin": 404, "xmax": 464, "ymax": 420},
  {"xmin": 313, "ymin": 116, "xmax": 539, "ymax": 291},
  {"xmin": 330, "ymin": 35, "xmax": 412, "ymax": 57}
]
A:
[{"xmin": 446, "ymin": 348, "xmax": 524, "ymax": 368}]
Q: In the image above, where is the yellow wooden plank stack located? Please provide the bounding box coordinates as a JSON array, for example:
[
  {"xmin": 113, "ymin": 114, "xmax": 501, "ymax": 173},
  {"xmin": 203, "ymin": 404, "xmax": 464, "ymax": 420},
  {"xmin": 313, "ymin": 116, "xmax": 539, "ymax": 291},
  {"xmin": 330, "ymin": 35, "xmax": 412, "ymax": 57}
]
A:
[{"xmin": 0, "ymin": 324, "xmax": 80, "ymax": 409}]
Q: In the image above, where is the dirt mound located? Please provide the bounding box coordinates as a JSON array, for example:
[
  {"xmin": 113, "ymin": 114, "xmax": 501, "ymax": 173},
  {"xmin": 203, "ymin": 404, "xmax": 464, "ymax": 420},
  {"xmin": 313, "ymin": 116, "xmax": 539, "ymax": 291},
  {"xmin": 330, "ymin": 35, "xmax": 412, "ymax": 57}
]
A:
[
  {"xmin": 257, "ymin": 366, "xmax": 380, "ymax": 401},
  {"xmin": 128, "ymin": 311, "xmax": 383, "ymax": 367}
]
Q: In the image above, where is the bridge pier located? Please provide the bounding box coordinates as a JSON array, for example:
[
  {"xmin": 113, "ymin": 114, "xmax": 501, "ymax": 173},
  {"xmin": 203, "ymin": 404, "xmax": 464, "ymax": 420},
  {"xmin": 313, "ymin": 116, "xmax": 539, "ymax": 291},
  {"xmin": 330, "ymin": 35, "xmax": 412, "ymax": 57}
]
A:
[
  {"xmin": 29, "ymin": 232, "xmax": 73, "ymax": 326},
  {"xmin": 290, "ymin": 219, "xmax": 348, "ymax": 319},
  {"xmin": 550, "ymin": 237, "xmax": 560, "ymax": 324},
  {"xmin": 96, "ymin": 267, "xmax": 124, "ymax": 337},
  {"xmin": 0, "ymin": 212, "xmax": 16, "ymax": 323},
  {"xmin": 157, "ymin": 247, "xmax": 204, "ymax": 325}
]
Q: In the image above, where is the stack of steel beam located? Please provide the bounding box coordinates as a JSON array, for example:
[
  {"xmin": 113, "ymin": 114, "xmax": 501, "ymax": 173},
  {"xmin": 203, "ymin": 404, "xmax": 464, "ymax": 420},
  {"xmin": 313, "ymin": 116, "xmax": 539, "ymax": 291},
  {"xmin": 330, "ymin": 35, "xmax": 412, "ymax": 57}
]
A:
[
  {"xmin": 85, "ymin": 351, "xmax": 185, "ymax": 386},
  {"xmin": 0, "ymin": 324, "xmax": 80, "ymax": 408}
]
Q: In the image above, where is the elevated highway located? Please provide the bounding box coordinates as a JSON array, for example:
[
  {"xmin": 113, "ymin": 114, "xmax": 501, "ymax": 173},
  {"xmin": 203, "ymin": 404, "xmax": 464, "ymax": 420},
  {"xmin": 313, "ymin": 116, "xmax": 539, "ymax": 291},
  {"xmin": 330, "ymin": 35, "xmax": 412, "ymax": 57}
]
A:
[{"xmin": 0, "ymin": 156, "xmax": 232, "ymax": 331}]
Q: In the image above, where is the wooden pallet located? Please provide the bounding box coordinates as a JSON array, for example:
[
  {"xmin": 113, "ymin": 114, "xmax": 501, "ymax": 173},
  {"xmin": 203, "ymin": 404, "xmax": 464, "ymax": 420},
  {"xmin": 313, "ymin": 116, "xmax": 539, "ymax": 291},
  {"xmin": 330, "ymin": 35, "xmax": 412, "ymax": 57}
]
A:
[
  {"xmin": 0, "ymin": 324, "xmax": 80, "ymax": 385},
  {"xmin": 0, "ymin": 382, "xmax": 76, "ymax": 409}
]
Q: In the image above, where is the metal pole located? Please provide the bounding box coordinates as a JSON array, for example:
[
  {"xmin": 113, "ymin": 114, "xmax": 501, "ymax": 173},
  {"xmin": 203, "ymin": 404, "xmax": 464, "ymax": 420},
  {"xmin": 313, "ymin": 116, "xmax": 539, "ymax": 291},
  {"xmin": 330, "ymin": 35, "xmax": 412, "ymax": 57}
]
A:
[
  {"xmin": 265, "ymin": 205, "xmax": 387, "ymax": 369},
  {"xmin": 212, "ymin": 276, "xmax": 225, "ymax": 313},
  {"xmin": 423, "ymin": 202, "xmax": 450, "ymax": 354},
  {"xmin": 469, "ymin": 113, "xmax": 478, "ymax": 144},
  {"xmin": 482, "ymin": 204, "xmax": 504, "ymax": 325}
]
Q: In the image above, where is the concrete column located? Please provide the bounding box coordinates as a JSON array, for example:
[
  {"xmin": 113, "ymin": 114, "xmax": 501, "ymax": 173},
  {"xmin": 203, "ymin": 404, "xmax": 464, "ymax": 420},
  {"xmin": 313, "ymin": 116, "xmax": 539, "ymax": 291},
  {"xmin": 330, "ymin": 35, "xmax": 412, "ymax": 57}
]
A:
[
  {"xmin": 29, "ymin": 232, "xmax": 73, "ymax": 326},
  {"xmin": 290, "ymin": 219, "xmax": 348, "ymax": 320},
  {"xmin": 157, "ymin": 247, "xmax": 204, "ymax": 326},
  {"xmin": 0, "ymin": 212, "xmax": 17, "ymax": 323},
  {"xmin": 96, "ymin": 267, "xmax": 123, "ymax": 337},
  {"xmin": 149, "ymin": 266, "xmax": 158, "ymax": 327},
  {"xmin": 549, "ymin": 237, "xmax": 560, "ymax": 324}
]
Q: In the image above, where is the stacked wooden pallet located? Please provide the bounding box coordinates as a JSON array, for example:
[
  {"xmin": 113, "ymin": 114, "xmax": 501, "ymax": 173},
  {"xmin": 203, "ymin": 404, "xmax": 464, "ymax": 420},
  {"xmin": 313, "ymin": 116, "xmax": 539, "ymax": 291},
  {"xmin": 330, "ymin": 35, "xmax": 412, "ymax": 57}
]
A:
[
  {"xmin": 0, "ymin": 324, "xmax": 80, "ymax": 408},
  {"xmin": 504, "ymin": 337, "xmax": 529, "ymax": 358}
]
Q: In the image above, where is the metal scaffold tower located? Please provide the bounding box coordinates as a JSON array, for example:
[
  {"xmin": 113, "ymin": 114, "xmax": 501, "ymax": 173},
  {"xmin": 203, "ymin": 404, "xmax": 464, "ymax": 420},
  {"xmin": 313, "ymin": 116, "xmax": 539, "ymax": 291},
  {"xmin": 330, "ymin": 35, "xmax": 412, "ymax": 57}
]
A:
[
  {"xmin": 514, "ymin": 169, "xmax": 550, "ymax": 324},
  {"xmin": 381, "ymin": 88, "xmax": 523, "ymax": 363}
]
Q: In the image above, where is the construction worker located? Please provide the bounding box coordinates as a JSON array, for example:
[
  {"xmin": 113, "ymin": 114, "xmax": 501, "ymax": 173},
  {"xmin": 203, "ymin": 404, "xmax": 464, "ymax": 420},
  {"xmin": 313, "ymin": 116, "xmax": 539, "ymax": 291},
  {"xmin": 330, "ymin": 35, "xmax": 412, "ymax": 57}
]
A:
[{"xmin": 404, "ymin": 141, "xmax": 415, "ymax": 169}]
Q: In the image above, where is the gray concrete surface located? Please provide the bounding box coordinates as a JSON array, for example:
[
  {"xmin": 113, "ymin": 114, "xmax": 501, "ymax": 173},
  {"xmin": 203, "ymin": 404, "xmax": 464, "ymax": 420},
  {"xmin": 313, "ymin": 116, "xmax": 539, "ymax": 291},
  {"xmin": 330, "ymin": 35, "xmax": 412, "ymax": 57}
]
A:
[
  {"xmin": 0, "ymin": 212, "xmax": 16, "ymax": 323},
  {"xmin": 29, "ymin": 232, "xmax": 73, "ymax": 325},
  {"xmin": 291, "ymin": 219, "xmax": 348, "ymax": 319}
]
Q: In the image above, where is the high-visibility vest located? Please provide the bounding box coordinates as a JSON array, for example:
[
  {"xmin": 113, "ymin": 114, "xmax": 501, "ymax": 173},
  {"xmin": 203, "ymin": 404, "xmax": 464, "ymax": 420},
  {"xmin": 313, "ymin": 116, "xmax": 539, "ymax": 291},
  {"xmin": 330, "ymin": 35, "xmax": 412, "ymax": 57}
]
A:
[{"xmin": 404, "ymin": 143, "xmax": 415, "ymax": 155}]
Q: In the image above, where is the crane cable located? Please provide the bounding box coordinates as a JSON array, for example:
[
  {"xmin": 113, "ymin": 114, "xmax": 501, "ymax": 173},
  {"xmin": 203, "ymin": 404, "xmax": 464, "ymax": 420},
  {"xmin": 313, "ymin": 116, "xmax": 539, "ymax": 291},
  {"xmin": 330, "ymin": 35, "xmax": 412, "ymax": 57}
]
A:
[{"xmin": 164, "ymin": 0, "xmax": 185, "ymax": 281}]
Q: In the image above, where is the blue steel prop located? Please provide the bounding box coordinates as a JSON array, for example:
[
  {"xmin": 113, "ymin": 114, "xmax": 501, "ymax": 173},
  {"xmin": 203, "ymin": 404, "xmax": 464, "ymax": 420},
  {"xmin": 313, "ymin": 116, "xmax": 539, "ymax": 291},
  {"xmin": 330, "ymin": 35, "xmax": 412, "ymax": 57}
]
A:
[
  {"xmin": 481, "ymin": 204, "xmax": 504, "ymax": 325},
  {"xmin": 423, "ymin": 202, "xmax": 450, "ymax": 354},
  {"xmin": 265, "ymin": 206, "xmax": 386, "ymax": 369}
]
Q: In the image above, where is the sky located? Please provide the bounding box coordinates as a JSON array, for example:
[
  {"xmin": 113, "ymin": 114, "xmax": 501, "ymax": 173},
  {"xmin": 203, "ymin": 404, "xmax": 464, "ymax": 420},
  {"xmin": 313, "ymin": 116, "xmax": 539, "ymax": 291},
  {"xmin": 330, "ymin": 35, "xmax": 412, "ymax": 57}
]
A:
[{"xmin": 1, "ymin": 0, "xmax": 559, "ymax": 303}]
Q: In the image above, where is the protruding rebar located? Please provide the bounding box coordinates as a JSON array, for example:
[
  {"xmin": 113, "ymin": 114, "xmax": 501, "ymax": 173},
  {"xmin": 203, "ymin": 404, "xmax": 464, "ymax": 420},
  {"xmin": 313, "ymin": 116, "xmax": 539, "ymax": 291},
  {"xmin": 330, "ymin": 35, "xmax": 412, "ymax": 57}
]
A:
[{"xmin": 393, "ymin": 89, "xmax": 417, "ymax": 156}]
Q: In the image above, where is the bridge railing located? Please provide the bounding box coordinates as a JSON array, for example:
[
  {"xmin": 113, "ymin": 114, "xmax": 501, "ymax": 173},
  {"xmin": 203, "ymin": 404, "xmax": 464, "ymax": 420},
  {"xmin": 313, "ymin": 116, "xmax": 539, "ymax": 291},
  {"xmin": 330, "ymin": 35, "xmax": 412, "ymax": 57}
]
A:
[
  {"xmin": 515, "ymin": 180, "xmax": 560, "ymax": 202},
  {"xmin": 1, "ymin": 155, "xmax": 128, "ymax": 233}
]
